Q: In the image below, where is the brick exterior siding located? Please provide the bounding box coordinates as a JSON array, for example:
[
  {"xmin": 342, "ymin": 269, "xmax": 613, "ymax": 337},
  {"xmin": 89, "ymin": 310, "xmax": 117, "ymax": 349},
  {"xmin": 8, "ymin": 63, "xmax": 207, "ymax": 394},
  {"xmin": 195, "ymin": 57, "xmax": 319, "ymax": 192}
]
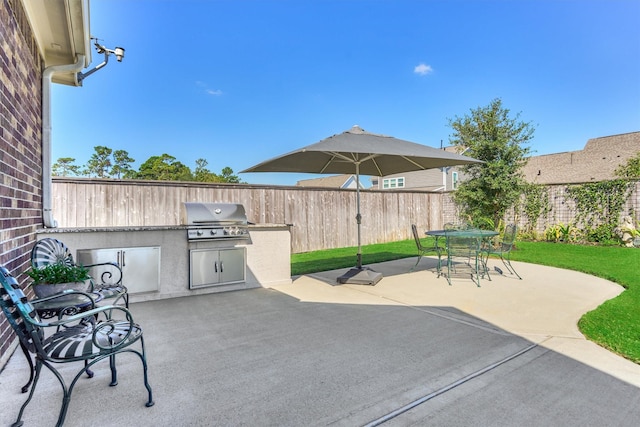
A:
[{"xmin": 0, "ymin": 0, "xmax": 44, "ymax": 363}]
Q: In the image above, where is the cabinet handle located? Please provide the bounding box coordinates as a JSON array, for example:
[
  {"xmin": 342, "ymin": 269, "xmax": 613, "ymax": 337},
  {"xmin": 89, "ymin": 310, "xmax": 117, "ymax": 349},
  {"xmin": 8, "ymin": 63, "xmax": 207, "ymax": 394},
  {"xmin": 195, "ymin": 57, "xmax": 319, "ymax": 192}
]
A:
[
  {"xmin": 122, "ymin": 251, "xmax": 126, "ymax": 267},
  {"xmin": 220, "ymin": 262, "xmax": 224, "ymax": 273},
  {"xmin": 214, "ymin": 261, "xmax": 218, "ymax": 273}
]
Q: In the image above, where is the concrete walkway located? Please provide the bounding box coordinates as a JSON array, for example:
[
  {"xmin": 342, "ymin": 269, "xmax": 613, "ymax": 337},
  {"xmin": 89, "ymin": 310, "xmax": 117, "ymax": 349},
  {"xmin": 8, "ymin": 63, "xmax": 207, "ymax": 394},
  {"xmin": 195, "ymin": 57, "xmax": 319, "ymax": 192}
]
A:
[{"xmin": 1, "ymin": 257, "xmax": 639, "ymax": 426}]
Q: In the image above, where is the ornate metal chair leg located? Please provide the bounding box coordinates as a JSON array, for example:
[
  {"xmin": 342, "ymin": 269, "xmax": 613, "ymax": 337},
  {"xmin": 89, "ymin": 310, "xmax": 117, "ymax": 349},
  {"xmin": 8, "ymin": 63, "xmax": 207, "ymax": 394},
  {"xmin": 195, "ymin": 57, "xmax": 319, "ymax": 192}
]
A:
[
  {"xmin": 139, "ymin": 338, "xmax": 155, "ymax": 407},
  {"xmin": 13, "ymin": 360, "xmax": 43, "ymax": 427},
  {"xmin": 502, "ymin": 255, "xmax": 522, "ymax": 279},
  {"xmin": 19, "ymin": 342, "xmax": 34, "ymax": 393},
  {"xmin": 109, "ymin": 354, "xmax": 118, "ymax": 386}
]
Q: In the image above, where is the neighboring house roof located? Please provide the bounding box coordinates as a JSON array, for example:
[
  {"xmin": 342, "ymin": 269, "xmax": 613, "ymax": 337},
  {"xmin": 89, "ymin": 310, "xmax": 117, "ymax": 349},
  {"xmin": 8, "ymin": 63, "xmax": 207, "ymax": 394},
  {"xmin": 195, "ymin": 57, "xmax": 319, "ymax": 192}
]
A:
[
  {"xmin": 296, "ymin": 174, "xmax": 365, "ymax": 189},
  {"xmin": 22, "ymin": 0, "xmax": 91, "ymax": 86},
  {"xmin": 377, "ymin": 131, "xmax": 640, "ymax": 189},
  {"xmin": 522, "ymin": 131, "xmax": 640, "ymax": 184}
]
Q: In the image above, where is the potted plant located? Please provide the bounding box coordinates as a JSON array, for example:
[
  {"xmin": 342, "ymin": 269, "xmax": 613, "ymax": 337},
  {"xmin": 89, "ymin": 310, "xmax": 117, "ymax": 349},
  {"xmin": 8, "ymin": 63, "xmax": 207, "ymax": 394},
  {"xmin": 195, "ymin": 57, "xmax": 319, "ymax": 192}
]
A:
[{"xmin": 26, "ymin": 263, "xmax": 92, "ymax": 298}]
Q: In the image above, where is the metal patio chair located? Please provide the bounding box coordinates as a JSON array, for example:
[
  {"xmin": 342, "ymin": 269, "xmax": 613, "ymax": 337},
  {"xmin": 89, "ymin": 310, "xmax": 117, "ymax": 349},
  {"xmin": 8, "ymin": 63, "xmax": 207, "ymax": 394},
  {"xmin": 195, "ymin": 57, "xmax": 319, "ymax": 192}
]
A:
[
  {"xmin": 445, "ymin": 233, "xmax": 482, "ymax": 287},
  {"xmin": 0, "ymin": 266, "xmax": 154, "ymax": 427},
  {"xmin": 481, "ymin": 223, "xmax": 522, "ymax": 280},
  {"xmin": 410, "ymin": 224, "xmax": 443, "ymax": 274},
  {"xmin": 31, "ymin": 238, "xmax": 129, "ymax": 308}
]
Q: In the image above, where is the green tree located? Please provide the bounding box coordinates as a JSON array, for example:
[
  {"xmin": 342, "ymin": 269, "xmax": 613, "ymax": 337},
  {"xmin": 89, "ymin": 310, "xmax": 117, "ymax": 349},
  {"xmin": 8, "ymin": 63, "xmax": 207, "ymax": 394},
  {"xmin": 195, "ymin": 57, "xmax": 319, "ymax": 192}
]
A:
[
  {"xmin": 614, "ymin": 152, "xmax": 640, "ymax": 179},
  {"xmin": 193, "ymin": 158, "xmax": 220, "ymax": 182},
  {"xmin": 448, "ymin": 98, "xmax": 534, "ymax": 226},
  {"xmin": 86, "ymin": 146, "xmax": 113, "ymax": 178},
  {"xmin": 52, "ymin": 157, "xmax": 82, "ymax": 176},
  {"xmin": 136, "ymin": 154, "xmax": 193, "ymax": 181},
  {"xmin": 220, "ymin": 166, "xmax": 242, "ymax": 183},
  {"xmin": 111, "ymin": 150, "xmax": 135, "ymax": 178}
]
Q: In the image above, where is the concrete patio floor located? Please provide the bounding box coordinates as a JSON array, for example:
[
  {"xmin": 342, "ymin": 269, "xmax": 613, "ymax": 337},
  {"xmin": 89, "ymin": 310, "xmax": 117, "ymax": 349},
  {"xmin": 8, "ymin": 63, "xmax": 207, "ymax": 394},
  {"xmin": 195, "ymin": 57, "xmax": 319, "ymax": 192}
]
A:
[{"xmin": 1, "ymin": 257, "xmax": 640, "ymax": 426}]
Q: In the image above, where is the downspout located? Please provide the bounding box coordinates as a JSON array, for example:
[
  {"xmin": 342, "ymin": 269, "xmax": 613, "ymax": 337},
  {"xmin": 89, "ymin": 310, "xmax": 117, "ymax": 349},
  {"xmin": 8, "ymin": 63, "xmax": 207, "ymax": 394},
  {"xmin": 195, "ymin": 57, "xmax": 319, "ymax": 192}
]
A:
[{"xmin": 41, "ymin": 55, "xmax": 85, "ymax": 228}]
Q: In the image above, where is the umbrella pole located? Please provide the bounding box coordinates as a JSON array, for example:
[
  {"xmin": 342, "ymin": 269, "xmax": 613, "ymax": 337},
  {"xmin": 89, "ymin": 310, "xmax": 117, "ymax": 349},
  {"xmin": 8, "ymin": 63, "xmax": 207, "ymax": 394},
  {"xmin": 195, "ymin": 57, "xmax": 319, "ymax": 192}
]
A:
[
  {"xmin": 337, "ymin": 163, "xmax": 383, "ymax": 285},
  {"xmin": 356, "ymin": 165, "xmax": 362, "ymax": 269}
]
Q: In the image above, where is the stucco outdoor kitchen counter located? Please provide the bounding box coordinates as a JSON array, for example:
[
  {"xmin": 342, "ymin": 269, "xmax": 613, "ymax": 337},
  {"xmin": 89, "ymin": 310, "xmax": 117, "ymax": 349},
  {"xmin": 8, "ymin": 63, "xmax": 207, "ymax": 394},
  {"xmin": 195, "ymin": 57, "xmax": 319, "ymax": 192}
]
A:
[{"xmin": 36, "ymin": 224, "xmax": 292, "ymax": 303}]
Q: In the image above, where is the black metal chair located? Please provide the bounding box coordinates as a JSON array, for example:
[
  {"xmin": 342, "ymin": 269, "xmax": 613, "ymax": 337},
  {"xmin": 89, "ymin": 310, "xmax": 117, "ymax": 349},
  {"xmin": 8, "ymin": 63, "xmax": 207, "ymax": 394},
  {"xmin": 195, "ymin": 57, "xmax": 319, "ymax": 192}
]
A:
[
  {"xmin": 31, "ymin": 238, "xmax": 129, "ymax": 308},
  {"xmin": 0, "ymin": 265, "xmax": 154, "ymax": 427},
  {"xmin": 481, "ymin": 223, "xmax": 522, "ymax": 280},
  {"xmin": 410, "ymin": 224, "xmax": 443, "ymax": 274}
]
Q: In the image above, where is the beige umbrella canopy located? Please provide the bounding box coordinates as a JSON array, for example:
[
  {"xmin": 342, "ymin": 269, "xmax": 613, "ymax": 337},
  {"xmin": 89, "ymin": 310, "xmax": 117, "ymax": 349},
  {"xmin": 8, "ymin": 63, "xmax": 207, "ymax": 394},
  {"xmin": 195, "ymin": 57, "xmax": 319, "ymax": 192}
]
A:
[{"xmin": 241, "ymin": 125, "xmax": 482, "ymax": 285}]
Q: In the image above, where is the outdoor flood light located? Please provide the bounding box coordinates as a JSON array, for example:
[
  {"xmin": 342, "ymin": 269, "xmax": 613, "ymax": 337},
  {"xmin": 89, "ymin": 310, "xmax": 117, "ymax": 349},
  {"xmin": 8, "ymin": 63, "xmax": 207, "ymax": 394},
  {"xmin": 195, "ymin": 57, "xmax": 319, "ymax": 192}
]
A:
[{"xmin": 77, "ymin": 38, "xmax": 125, "ymax": 84}]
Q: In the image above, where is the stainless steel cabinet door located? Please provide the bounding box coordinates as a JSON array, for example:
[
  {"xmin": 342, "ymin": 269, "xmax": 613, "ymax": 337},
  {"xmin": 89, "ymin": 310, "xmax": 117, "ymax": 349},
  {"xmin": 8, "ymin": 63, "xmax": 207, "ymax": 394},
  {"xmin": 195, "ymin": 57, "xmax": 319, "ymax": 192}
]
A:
[
  {"xmin": 219, "ymin": 248, "xmax": 245, "ymax": 284},
  {"xmin": 78, "ymin": 247, "xmax": 160, "ymax": 294},
  {"xmin": 189, "ymin": 247, "xmax": 245, "ymax": 289}
]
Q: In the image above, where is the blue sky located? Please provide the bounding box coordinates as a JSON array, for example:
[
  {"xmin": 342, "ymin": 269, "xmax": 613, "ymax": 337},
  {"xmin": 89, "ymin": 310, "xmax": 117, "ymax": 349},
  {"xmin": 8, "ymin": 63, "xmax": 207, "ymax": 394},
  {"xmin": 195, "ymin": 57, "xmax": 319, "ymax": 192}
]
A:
[{"xmin": 52, "ymin": 0, "xmax": 640, "ymax": 186}]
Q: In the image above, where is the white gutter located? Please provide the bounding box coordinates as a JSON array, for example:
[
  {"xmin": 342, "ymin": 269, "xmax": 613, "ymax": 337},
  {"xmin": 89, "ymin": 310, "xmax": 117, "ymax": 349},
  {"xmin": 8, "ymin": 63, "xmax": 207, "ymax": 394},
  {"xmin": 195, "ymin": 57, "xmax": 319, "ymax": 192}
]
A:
[{"xmin": 41, "ymin": 55, "xmax": 85, "ymax": 228}]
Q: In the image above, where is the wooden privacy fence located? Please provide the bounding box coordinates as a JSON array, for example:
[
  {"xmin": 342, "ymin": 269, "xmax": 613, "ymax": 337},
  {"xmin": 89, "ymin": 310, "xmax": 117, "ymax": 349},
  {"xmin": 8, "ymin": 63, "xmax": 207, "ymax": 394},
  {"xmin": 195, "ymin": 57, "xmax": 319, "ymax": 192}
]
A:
[
  {"xmin": 51, "ymin": 178, "xmax": 640, "ymax": 252},
  {"xmin": 51, "ymin": 178, "xmax": 445, "ymax": 253}
]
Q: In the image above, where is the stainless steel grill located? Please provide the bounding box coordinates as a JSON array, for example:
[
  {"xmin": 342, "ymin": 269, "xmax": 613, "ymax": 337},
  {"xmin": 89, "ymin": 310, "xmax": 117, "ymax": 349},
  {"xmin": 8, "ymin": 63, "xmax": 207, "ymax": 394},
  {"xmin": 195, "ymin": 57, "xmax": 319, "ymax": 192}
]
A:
[{"xmin": 182, "ymin": 202, "xmax": 250, "ymax": 241}]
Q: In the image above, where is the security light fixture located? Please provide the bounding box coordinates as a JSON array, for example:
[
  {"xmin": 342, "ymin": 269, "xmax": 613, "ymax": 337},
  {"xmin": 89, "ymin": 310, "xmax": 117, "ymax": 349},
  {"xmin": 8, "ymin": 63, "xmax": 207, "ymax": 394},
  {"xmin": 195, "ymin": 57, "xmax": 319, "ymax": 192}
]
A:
[{"xmin": 77, "ymin": 38, "xmax": 125, "ymax": 84}]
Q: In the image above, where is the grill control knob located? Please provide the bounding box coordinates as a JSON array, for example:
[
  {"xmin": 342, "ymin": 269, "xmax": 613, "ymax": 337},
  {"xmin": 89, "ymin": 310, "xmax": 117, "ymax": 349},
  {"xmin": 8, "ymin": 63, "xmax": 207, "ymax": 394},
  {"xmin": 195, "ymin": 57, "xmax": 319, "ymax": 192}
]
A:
[
  {"xmin": 210, "ymin": 230, "xmax": 217, "ymax": 236},
  {"xmin": 196, "ymin": 230, "xmax": 203, "ymax": 236}
]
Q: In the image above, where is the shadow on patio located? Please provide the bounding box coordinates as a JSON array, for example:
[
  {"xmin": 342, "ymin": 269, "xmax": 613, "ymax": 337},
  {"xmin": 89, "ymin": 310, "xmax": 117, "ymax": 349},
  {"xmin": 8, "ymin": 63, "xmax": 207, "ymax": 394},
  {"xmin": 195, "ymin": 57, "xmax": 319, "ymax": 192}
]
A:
[{"xmin": 1, "ymin": 258, "xmax": 640, "ymax": 426}]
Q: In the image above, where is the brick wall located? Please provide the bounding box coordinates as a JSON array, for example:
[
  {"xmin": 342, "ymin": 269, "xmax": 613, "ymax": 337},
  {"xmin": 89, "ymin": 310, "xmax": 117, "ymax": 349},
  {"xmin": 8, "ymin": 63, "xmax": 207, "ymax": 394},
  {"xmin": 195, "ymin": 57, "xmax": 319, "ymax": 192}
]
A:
[{"xmin": 0, "ymin": 0, "xmax": 44, "ymax": 365}]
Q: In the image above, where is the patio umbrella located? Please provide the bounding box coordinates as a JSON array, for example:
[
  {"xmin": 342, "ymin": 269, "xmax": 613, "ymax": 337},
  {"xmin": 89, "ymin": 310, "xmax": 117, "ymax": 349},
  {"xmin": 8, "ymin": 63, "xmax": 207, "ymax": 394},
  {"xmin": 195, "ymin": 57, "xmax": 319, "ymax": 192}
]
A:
[{"xmin": 240, "ymin": 125, "xmax": 482, "ymax": 285}]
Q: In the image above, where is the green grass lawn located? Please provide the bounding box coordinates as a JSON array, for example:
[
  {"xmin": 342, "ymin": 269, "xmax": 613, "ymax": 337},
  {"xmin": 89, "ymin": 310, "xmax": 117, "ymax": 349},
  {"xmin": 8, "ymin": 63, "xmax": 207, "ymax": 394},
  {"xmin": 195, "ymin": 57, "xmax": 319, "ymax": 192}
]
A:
[{"xmin": 292, "ymin": 239, "xmax": 640, "ymax": 364}]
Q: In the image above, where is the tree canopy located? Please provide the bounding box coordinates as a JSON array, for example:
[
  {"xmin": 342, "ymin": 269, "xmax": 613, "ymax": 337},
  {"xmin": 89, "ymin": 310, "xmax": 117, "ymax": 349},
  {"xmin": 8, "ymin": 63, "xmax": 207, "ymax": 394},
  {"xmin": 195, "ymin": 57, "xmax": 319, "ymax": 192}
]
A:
[
  {"xmin": 52, "ymin": 146, "xmax": 244, "ymax": 183},
  {"xmin": 448, "ymin": 98, "xmax": 535, "ymax": 226},
  {"xmin": 85, "ymin": 145, "xmax": 112, "ymax": 178},
  {"xmin": 135, "ymin": 154, "xmax": 193, "ymax": 181},
  {"xmin": 51, "ymin": 157, "xmax": 81, "ymax": 177}
]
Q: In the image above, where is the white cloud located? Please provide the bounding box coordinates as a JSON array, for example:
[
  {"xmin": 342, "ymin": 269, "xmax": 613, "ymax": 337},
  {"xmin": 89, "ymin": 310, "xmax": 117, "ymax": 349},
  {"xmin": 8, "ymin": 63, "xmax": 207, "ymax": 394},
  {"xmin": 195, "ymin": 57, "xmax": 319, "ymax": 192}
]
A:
[
  {"xmin": 414, "ymin": 63, "xmax": 433, "ymax": 76},
  {"xmin": 196, "ymin": 81, "xmax": 222, "ymax": 96}
]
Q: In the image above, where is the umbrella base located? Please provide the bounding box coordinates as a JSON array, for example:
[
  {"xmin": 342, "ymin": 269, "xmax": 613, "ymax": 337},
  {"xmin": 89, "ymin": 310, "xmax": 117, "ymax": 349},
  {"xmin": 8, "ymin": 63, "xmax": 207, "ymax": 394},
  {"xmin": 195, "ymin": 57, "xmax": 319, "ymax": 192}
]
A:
[{"xmin": 336, "ymin": 267, "xmax": 383, "ymax": 285}]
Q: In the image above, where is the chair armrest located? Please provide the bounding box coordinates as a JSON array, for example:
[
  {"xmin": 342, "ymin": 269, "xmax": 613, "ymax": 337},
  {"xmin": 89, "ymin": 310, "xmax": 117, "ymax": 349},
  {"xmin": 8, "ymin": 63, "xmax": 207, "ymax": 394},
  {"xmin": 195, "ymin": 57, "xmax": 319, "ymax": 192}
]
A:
[
  {"xmin": 31, "ymin": 290, "xmax": 97, "ymax": 309},
  {"xmin": 30, "ymin": 290, "xmax": 98, "ymax": 319},
  {"xmin": 28, "ymin": 303, "xmax": 132, "ymax": 327},
  {"xmin": 84, "ymin": 262, "xmax": 123, "ymax": 286},
  {"xmin": 26, "ymin": 305, "xmax": 138, "ymax": 352}
]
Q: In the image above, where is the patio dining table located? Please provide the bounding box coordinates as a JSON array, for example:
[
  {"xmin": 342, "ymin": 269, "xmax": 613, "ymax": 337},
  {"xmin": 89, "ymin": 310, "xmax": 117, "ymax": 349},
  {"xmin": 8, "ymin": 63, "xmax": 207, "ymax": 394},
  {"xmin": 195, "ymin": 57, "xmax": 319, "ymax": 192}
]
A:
[
  {"xmin": 426, "ymin": 228, "xmax": 499, "ymax": 285},
  {"xmin": 426, "ymin": 228, "xmax": 499, "ymax": 240}
]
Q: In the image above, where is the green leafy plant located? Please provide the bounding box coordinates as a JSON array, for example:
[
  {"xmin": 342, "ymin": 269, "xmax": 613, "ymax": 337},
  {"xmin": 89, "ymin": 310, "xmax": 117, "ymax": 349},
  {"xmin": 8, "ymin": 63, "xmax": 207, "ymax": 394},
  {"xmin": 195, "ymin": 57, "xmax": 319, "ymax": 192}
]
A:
[
  {"xmin": 544, "ymin": 223, "xmax": 578, "ymax": 243},
  {"xmin": 26, "ymin": 263, "xmax": 90, "ymax": 285},
  {"xmin": 520, "ymin": 183, "xmax": 551, "ymax": 235},
  {"xmin": 566, "ymin": 180, "xmax": 633, "ymax": 243}
]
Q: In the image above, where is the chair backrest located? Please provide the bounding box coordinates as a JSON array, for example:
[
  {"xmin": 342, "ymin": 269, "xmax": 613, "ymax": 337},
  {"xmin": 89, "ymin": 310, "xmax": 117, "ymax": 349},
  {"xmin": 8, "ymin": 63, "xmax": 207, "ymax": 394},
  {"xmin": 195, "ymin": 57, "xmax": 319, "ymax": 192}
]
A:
[
  {"xmin": 31, "ymin": 238, "xmax": 123, "ymax": 288},
  {"xmin": 444, "ymin": 222, "xmax": 473, "ymax": 231},
  {"xmin": 447, "ymin": 235, "xmax": 479, "ymax": 255},
  {"xmin": 0, "ymin": 266, "xmax": 44, "ymax": 354},
  {"xmin": 31, "ymin": 238, "xmax": 75, "ymax": 270},
  {"xmin": 502, "ymin": 224, "xmax": 517, "ymax": 246},
  {"xmin": 411, "ymin": 224, "xmax": 425, "ymax": 251}
]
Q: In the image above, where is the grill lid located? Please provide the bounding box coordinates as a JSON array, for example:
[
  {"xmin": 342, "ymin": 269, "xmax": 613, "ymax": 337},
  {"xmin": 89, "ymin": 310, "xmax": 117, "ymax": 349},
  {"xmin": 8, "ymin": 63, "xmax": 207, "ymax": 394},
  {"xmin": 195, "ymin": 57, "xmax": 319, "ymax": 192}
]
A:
[{"xmin": 182, "ymin": 202, "xmax": 248, "ymax": 226}]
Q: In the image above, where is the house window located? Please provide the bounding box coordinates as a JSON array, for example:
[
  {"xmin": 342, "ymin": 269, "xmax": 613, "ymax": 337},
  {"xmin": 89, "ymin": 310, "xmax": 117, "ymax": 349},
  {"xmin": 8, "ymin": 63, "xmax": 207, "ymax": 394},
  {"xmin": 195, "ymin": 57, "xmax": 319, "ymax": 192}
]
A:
[
  {"xmin": 452, "ymin": 172, "xmax": 459, "ymax": 190},
  {"xmin": 382, "ymin": 177, "xmax": 405, "ymax": 189}
]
